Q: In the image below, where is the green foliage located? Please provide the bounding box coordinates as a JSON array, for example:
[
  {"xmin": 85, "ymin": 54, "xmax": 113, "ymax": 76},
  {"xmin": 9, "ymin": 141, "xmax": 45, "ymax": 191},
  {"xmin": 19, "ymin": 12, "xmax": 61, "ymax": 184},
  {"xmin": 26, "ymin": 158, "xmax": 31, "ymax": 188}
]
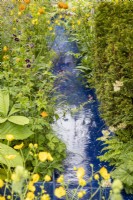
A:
[
  {"xmin": 67, "ymin": 0, "xmax": 133, "ymax": 194},
  {"xmin": 99, "ymin": 137, "xmax": 133, "ymax": 194},
  {"xmin": 0, "ymin": 0, "xmax": 66, "ymax": 176},
  {"xmin": 0, "ymin": 142, "xmax": 23, "ymax": 167}
]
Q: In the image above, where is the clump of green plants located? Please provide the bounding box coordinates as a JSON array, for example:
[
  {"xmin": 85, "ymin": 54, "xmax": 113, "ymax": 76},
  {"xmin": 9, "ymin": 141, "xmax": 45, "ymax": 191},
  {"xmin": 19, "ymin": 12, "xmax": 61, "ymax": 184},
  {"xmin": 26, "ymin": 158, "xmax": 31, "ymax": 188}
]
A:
[{"xmin": 0, "ymin": 0, "xmax": 66, "ymax": 176}]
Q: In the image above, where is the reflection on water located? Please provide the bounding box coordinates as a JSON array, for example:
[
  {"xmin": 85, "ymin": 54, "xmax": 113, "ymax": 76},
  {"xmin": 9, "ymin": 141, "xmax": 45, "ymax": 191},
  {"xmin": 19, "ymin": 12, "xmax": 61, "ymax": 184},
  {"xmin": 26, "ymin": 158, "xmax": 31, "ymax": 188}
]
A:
[{"xmin": 52, "ymin": 26, "xmax": 106, "ymax": 182}]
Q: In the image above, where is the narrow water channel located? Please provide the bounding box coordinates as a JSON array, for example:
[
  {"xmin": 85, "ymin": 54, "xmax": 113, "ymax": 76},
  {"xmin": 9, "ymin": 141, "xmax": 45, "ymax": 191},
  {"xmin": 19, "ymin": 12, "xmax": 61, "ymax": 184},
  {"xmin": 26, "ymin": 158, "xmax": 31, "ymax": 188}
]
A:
[{"xmin": 52, "ymin": 26, "xmax": 132, "ymax": 200}]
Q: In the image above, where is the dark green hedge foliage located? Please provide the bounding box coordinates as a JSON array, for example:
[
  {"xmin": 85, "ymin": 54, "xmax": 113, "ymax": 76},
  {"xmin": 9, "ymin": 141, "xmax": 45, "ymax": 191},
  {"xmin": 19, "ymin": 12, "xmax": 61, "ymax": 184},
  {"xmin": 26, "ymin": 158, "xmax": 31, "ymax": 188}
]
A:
[{"xmin": 90, "ymin": 1, "xmax": 133, "ymax": 193}]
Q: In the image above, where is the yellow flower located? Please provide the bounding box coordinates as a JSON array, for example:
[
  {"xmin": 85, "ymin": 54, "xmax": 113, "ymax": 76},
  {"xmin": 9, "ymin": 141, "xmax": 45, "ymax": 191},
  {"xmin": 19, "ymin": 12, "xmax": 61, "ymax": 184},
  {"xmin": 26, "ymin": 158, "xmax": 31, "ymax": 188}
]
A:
[
  {"xmin": 14, "ymin": 142, "xmax": 24, "ymax": 150},
  {"xmin": 54, "ymin": 187, "xmax": 66, "ymax": 198},
  {"xmin": 6, "ymin": 134, "xmax": 14, "ymax": 142},
  {"xmin": 28, "ymin": 181, "xmax": 36, "ymax": 192},
  {"xmin": 77, "ymin": 191, "xmax": 84, "ymax": 198},
  {"xmin": 94, "ymin": 174, "xmax": 99, "ymax": 180},
  {"xmin": 99, "ymin": 167, "xmax": 110, "ymax": 180},
  {"xmin": 41, "ymin": 111, "xmax": 48, "ymax": 118},
  {"xmin": 99, "ymin": 167, "xmax": 108, "ymax": 176},
  {"xmin": 32, "ymin": 174, "xmax": 40, "ymax": 183},
  {"xmin": 24, "ymin": 0, "xmax": 30, "ymax": 4},
  {"xmin": 57, "ymin": 175, "xmax": 64, "ymax": 183},
  {"xmin": 103, "ymin": 173, "xmax": 110, "ymax": 180},
  {"xmin": 26, "ymin": 192, "xmax": 34, "ymax": 200},
  {"xmin": 44, "ymin": 175, "xmax": 51, "ymax": 182},
  {"xmin": 41, "ymin": 194, "xmax": 50, "ymax": 200},
  {"xmin": 3, "ymin": 55, "xmax": 9, "ymax": 61},
  {"xmin": 34, "ymin": 143, "xmax": 38, "ymax": 148},
  {"xmin": 0, "ymin": 197, "xmax": 6, "ymax": 200},
  {"xmin": 78, "ymin": 178, "xmax": 87, "ymax": 187},
  {"xmin": 18, "ymin": 12, "xmax": 22, "ymax": 16},
  {"xmin": 48, "ymin": 27, "xmax": 53, "ymax": 31},
  {"xmin": 38, "ymin": 152, "xmax": 48, "ymax": 162},
  {"xmin": 38, "ymin": 8, "xmax": 45, "ymax": 14},
  {"xmin": 76, "ymin": 167, "xmax": 85, "ymax": 179},
  {"xmin": 5, "ymin": 155, "xmax": 16, "ymax": 160},
  {"xmin": 32, "ymin": 19, "xmax": 38, "ymax": 25},
  {"xmin": 77, "ymin": 20, "xmax": 81, "ymax": 25},
  {"xmin": 73, "ymin": 166, "xmax": 77, "ymax": 170},
  {"xmin": 0, "ymin": 179, "xmax": 4, "ymax": 188},
  {"xmin": 3, "ymin": 46, "xmax": 8, "ymax": 52},
  {"xmin": 47, "ymin": 153, "xmax": 53, "ymax": 161},
  {"xmin": 29, "ymin": 143, "xmax": 33, "ymax": 148},
  {"xmin": 19, "ymin": 4, "xmax": 26, "ymax": 11}
]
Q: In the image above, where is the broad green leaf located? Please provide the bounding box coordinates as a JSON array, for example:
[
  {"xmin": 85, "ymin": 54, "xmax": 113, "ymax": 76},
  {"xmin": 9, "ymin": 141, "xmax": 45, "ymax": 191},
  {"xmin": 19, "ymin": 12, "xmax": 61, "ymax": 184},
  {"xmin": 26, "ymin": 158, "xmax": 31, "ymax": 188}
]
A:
[
  {"xmin": 8, "ymin": 116, "xmax": 29, "ymax": 125},
  {"xmin": 0, "ymin": 117, "xmax": 7, "ymax": 123},
  {"xmin": 0, "ymin": 142, "xmax": 23, "ymax": 167},
  {"xmin": 0, "ymin": 91, "xmax": 9, "ymax": 116},
  {"xmin": 0, "ymin": 121, "xmax": 34, "ymax": 140},
  {"xmin": 8, "ymin": 106, "xmax": 19, "ymax": 117}
]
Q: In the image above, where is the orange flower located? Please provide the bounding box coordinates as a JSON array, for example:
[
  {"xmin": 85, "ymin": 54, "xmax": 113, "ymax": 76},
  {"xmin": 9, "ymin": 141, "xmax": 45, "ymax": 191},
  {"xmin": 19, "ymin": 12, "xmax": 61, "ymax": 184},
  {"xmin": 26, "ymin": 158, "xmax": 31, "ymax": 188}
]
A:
[
  {"xmin": 41, "ymin": 111, "xmax": 48, "ymax": 118},
  {"xmin": 38, "ymin": 8, "xmax": 45, "ymax": 14},
  {"xmin": 19, "ymin": 4, "xmax": 26, "ymax": 11},
  {"xmin": 58, "ymin": 2, "xmax": 68, "ymax": 9},
  {"xmin": 24, "ymin": 0, "xmax": 30, "ymax": 4}
]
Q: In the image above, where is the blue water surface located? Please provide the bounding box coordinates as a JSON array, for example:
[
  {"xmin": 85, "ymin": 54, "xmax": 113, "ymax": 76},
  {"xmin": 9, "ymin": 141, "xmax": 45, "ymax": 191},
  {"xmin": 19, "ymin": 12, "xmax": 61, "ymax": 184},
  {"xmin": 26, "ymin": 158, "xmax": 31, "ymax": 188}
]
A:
[{"xmin": 52, "ymin": 26, "xmax": 133, "ymax": 200}]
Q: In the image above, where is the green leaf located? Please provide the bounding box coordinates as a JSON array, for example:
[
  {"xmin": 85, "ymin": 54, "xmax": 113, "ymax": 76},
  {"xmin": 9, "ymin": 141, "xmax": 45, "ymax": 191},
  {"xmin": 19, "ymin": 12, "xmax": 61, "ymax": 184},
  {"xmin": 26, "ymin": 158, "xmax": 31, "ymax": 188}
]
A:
[
  {"xmin": 8, "ymin": 116, "xmax": 29, "ymax": 125},
  {"xmin": 0, "ymin": 91, "xmax": 9, "ymax": 116},
  {"xmin": 0, "ymin": 117, "xmax": 7, "ymax": 123},
  {"xmin": 0, "ymin": 142, "xmax": 23, "ymax": 167},
  {"xmin": 0, "ymin": 121, "xmax": 34, "ymax": 140},
  {"xmin": 0, "ymin": 168, "xmax": 8, "ymax": 180},
  {"xmin": 8, "ymin": 106, "xmax": 19, "ymax": 117}
]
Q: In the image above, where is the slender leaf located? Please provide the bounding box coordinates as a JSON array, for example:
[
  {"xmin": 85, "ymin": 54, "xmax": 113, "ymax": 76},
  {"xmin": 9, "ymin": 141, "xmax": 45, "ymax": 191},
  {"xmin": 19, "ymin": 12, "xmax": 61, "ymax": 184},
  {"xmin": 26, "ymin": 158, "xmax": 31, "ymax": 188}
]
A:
[{"xmin": 0, "ymin": 91, "xmax": 9, "ymax": 116}]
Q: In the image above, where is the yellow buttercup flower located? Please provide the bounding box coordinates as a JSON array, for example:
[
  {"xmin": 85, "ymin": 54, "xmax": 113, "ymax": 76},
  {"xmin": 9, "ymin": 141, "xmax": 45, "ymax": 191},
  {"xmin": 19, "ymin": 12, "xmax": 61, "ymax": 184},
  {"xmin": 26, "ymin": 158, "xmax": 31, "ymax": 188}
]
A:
[
  {"xmin": 78, "ymin": 178, "xmax": 87, "ymax": 187},
  {"xmin": 77, "ymin": 20, "xmax": 81, "ymax": 25},
  {"xmin": 76, "ymin": 167, "xmax": 85, "ymax": 179},
  {"xmin": 54, "ymin": 187, "xmax": 66, "ymax": 198},
  {"xmin": 44, "ymin": 175, "xmax": 51, "ymax": 182},
  {"xmin": 41, "ymin": 194, "xmax": 50, "ymax": 200},
  {"xmin": 99, "ymin": 167, "xmax": 108, "ymax": 176},
  {"xmin": 5, "ymin": 155, "xmax": 16, "ymax": 160},
  {"xmin": 0, "ymin": 179, "xmax": 4, "ymax": 188},
  {"xmin": 29, "ymin": 143, "xmax": 33, "ymax": 148},
  {"xmin": 48, "ymin": 27, "xmax": 53, "ymax": 31},
  {"xmin": 28, "ymin": 181, "xmax": 36, "ymax": 192},
  {"xmin": 99, "ymin": 167, "xmax": 110, "ymax": 180},
  {"xmin": 47, "ymin": 153, "xmax": 53, "ymax": 161},
  {"xmin": 94, "ymin": 174, "xmax": 99, "ymax": 180},
  {"xmin": 0, "ymin": 197, "xmax": 6, "ymax": 200},
  {"xmin": 14, "ymin": 142, "xmax": 24, "ymax": 150},
  {"xmin": 77, "ymin": 191, "xmax": 84, "ymax": 198},
  {"xmin": 6, "ymin": 134, "xmax": 14, "ymax": 142},
  {"xmin": 34, "ymin": 143, "xmax": 38, "ymax": 148},
  {"xmin": 26, "ymin": 192, "xmax": 34, "ymax": 200},
  {"xmin": 57, "ymin": 175, "xmax": 64, "ymax": 183},
  {"xmin": 32, "ymin": 174, "xmax": 40, "ymax": 183},
  {"xmin": 38, "ymin": 152, "xmax": 48, "ymax": 162},
  {"xmin": 3, "ymin": 46, "xmax": 8, "ymax": 52},
  {"xmin": 32, "ymin": 19, "xmax": 38, "ymax": 25}
]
